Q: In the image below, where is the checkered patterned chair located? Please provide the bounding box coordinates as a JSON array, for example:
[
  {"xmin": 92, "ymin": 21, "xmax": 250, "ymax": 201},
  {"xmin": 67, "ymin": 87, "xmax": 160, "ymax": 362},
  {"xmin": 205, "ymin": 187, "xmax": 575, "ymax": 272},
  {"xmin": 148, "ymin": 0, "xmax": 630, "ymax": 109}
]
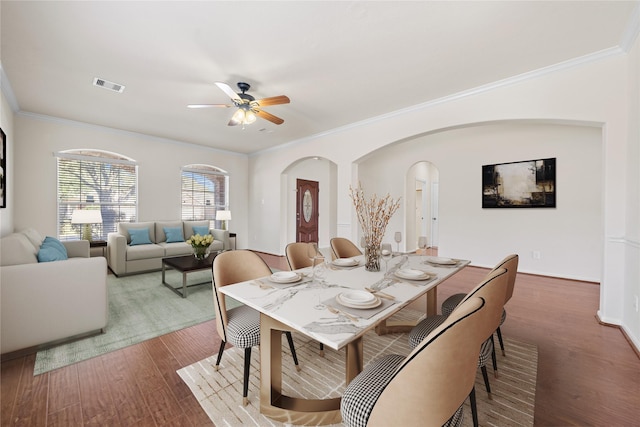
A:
[
  {"xmin": 340, "ymin": 296, "xmax": 489, "ymax": 427},
  {"xmin": 408, "ymin": 267, "xmax": 509, "ymax": 426},
  {"xmin": 441, "ymin": 254, "xmax": 519, "ymax": 357},
  {"xmin": 212, "ymin": 250, "xmax": 300, "ymax": 406}
]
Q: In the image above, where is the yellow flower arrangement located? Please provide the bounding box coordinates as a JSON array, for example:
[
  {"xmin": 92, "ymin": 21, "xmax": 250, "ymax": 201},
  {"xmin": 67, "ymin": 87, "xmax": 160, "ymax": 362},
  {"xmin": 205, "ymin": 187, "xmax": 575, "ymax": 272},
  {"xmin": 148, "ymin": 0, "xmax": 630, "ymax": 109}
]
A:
[{"xmin": 186, "ymin": 233, "xmax": 214, "ymax": 259}]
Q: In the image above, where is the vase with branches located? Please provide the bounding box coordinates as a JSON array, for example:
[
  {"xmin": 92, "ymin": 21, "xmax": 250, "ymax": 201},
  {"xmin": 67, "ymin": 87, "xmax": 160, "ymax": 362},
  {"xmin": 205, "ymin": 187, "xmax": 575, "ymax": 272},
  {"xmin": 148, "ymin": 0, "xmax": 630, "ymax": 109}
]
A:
[{"xmin": 349, "ymin": 183, "xmax": 401, "ymax": 271}]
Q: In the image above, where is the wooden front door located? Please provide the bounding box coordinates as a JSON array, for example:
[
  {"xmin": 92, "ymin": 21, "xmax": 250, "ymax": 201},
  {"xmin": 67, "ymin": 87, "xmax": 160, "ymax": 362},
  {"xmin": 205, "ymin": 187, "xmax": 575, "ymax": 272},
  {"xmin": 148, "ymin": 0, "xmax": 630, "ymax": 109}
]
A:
[{"xmin": 296, "ymin": 179, "xmax": 319, "ymax": 243}]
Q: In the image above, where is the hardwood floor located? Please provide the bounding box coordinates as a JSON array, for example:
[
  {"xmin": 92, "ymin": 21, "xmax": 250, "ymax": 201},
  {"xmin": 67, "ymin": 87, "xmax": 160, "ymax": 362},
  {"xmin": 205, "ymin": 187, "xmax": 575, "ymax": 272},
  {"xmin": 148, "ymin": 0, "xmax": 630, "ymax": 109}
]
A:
[{"xmin": 2, "ymin": 252, "xmax": 639, "ymax": 426}]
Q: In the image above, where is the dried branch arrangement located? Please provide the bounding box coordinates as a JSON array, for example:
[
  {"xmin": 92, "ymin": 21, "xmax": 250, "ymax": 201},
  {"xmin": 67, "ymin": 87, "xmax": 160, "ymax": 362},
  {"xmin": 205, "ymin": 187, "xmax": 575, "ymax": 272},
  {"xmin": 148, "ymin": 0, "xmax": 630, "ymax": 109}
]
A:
[{"xmin": 349, "ymin": 183, "xmax": 401, "ymax": 249}]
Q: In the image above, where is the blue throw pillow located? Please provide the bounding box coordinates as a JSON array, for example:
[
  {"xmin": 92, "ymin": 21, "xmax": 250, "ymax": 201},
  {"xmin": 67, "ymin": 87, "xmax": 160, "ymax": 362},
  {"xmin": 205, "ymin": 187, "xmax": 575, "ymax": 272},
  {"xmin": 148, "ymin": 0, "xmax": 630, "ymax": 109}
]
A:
[
  {"xmin": 38, "ymin": 236, "xmax": 68, "ymax": 262},
  {"xmin": 192, "ymin": 225, "xmax": 209, "ymax": 237},
  {"xmin": 41, "ymin": 236, "xmax": 68, "ymax": 259},
  {"xmin": 164, "ymin": 226, "xmax": 184, "ymax": 243},
  {"xmin": 129, "ymin": 228, "xmax": 152, "ymax": 246}
]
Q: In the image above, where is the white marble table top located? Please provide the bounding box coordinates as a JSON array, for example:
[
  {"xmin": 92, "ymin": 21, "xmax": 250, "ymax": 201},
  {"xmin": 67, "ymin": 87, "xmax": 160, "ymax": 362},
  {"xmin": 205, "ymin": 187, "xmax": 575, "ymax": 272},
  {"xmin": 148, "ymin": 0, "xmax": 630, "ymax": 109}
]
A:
[{"xmin": 219, "ymin": 254, "xmax": 470, "ymax": 351}]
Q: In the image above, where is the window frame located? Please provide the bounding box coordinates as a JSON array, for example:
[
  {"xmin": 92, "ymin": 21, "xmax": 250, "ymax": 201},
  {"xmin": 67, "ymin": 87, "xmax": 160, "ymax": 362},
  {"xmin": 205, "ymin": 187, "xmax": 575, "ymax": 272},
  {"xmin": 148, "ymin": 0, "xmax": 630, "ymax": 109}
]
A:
[{"xmin": 181, "ymin": 164, "xmax": 229, "ymax": 229}]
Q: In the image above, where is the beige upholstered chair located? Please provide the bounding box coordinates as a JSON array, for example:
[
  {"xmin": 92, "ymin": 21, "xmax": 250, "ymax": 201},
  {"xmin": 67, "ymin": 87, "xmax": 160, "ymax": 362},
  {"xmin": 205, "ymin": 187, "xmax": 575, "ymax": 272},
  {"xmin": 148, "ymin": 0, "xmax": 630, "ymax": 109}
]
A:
[
  {"xmin": 408, "ymin": 267, "xmax": 509, "ymax": 426},
  {"xmin": 441, "ymin": 254, "xmax": 519, "ymax": 356},
  {"xmin": 329, "ymin": 237, "xmax": 362, "ymax": 260},
  {"xmin": 341, "ymin": 296, "xmax": 489, "ymax": 427},
  {"xmin": 285, "ymin": 242, "xmax": 323, "ymax": 270},
  {"xmin": 212, "ymin": 250, "xmax": 300, "ymax": 406}
]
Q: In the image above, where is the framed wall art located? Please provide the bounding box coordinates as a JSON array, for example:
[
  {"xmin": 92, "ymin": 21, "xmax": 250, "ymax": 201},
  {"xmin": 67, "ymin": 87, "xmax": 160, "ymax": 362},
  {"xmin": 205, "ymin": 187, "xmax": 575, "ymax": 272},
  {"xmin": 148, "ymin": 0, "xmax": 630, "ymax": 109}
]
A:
[
  {"xmin": 1, "ymin": 127, "xmax": 5, "ymax": 208},
  {"xmin": 482, "ymin": 157, "xmax": 556, "ymax": 208}
]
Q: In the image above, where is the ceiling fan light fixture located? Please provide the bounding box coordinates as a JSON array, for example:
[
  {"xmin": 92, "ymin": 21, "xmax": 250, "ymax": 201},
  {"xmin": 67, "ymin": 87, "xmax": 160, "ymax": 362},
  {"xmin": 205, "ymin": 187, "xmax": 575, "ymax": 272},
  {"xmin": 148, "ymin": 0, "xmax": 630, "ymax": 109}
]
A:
[
  {"xmin": 245, "ymin": 110, "xmax": 257, "ymax": 124},
  {"xmin": 231, "ymin": 108, "xmax": 246, "ymax": 124}
]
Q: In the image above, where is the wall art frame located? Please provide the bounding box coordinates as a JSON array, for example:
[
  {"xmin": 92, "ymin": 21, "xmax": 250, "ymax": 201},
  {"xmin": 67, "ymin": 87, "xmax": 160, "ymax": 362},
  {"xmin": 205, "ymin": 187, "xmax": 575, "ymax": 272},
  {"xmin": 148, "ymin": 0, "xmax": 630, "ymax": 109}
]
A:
[
  {"xmin": 1, "ymin": 127, "xmax": 5, "ymax": 208},
  {"xmin": 482, "ymin": 157, "xmax": 556, "ymax": 208}
]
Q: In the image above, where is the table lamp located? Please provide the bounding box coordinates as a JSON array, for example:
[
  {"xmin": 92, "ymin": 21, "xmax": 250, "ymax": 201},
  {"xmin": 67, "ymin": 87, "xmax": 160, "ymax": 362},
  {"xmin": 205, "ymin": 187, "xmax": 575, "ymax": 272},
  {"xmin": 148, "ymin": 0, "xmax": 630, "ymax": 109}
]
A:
[
  {"xmin": 216, "ymin": 210, "xmax": 232, "ymax": 231},
  {"xmin": 71, "ymin": 209, "xmax": 103, "ymax": 241}
]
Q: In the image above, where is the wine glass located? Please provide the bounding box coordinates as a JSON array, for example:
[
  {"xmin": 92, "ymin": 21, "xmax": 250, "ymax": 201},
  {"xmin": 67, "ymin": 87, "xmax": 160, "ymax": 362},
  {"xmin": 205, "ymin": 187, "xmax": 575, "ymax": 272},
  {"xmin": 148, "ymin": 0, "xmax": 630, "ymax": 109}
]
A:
[
  {"xmin": 312, "ymin": 259, "xmax": 328, "ymax": 309},
  {"xmin": 394, "ymin": 232, "xmax": 402, "ymax": 254},
  {"xmin": 307, "ymin": 242, "xmax": 324, "ymax": 285},
  {"xmin": 381, "ymin": 243, "xmax": 393, "ymax": 274},
  {"xmin": 418, "ymin": 236, "xmax": 428, "ymax": 254}
]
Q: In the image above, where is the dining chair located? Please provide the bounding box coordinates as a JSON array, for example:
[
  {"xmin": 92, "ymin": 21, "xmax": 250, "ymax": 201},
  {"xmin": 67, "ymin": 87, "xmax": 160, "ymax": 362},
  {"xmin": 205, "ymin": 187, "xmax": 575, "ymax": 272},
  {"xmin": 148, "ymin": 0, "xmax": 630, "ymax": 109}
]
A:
[
  {"xmin": 329, "ymin": 237, "xmax": 362, "ymax": 260},
  {"xmin": 340, "ymin": 296, "xmax": 489, "ymax": 427},
  {"xmin": 408, "ymin": 267, "xmax": 509, "ymax": 426},
  {"xmin": 441, "ymin": 254, "xmax": 519, "ymax": 357},
  {"xmin": 284, "ymin": 241, "xmax": 326, "ymax": 356},
  {"xmin": 212, "ymin": 250, "xmax": 301, "ymax": 406},
  {"xmin": 285, "ymin": 242, "xmax": 324, "ymax": 270}
]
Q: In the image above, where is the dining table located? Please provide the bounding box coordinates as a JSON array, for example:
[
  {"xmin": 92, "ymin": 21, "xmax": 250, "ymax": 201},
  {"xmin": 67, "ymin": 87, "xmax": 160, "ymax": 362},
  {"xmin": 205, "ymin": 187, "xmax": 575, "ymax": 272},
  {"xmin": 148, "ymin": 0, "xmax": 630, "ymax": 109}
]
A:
[{"xmin": 218, "ymin": 252, "xmax": 470, "ymax": 425}]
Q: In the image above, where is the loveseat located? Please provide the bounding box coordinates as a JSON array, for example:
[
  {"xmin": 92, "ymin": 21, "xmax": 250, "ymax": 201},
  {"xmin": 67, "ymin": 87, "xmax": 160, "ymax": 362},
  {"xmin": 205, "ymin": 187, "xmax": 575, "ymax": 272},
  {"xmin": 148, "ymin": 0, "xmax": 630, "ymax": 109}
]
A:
[
  {"xmin": 107, "ymin": 220, "xmax": 229, "ymax": 276},
  {"xmin": 0, "ymin": 228, "xmax": 108, "ymax": 357}
]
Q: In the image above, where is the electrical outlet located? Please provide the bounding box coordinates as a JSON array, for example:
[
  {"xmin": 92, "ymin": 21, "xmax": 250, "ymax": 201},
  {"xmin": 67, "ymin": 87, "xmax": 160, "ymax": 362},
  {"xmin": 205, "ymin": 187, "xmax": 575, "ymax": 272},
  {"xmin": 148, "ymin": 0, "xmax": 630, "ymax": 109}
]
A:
[
  {"xmin": 532, "ymin": 250, "xmax": 541, "ymax": 260},
  {"xmin": 634, "ymin": 295, "xmax": 639, "ymax": 312}
]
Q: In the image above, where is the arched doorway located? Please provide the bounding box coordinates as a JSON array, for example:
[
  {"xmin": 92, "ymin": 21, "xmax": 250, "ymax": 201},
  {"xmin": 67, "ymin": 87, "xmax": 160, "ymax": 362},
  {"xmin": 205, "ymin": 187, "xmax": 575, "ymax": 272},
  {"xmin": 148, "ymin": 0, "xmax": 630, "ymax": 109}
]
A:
[{"xmin": 406, "ymin": 161, "xmax": 439, "ymax": 251}]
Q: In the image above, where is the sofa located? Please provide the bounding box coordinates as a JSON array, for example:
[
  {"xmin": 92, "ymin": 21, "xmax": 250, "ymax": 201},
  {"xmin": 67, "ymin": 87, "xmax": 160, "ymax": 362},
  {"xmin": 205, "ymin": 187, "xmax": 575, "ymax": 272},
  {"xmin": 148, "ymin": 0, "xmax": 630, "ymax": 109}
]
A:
[
  {"xmin": 0, "ymin": 228, "xmax": 108, "ymax": 357},
  {"xmin": 107, "ymin": 220, "xmax": 229, "ymax": 276}
]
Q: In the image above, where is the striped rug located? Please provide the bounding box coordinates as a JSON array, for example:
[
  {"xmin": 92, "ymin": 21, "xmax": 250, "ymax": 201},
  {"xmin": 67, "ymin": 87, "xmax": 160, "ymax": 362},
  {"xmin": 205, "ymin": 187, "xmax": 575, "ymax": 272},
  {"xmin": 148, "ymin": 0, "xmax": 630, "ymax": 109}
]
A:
[{"xmin": 178, "ymin": 322, "xmax": 537, "ymax": 426}]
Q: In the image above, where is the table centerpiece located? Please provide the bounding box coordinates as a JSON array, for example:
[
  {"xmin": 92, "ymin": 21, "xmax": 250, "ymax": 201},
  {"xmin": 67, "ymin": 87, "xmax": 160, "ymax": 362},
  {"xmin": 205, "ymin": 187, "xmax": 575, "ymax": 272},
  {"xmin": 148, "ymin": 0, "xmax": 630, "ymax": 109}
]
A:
[{"xmin": 350, "ymin": 183, "xmax": 401, "ymax": 271}]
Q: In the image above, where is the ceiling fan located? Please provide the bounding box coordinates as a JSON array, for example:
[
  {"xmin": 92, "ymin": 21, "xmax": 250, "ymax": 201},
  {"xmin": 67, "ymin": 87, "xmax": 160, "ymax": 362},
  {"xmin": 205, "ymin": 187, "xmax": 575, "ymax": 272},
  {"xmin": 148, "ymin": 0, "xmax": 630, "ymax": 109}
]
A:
[{"xmin": 188, "ymin": 82, "xmax": 290, "ymax": 126}]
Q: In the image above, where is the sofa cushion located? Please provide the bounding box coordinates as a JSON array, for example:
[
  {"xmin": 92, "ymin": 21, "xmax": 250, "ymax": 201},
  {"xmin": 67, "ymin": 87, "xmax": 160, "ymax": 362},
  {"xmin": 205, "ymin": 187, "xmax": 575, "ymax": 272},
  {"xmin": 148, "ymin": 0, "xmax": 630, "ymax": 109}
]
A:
[
  {"xmin": 22, "ymin": 228, "xmax": 44, "ymax": 249},
  {"xmin": 0, "ymin": 233, "xmax": 39, "ymax": 266},
  {"xmin": 192, "ymin": 225, "xmax": 209, "ymax": 236},
  {"xmin": 159, "ymin": 242, "xmax": 192, "ymax": 257},
  {"xmin": 117, "ymin": 222, "xmax": 156, "ymax": 244},
  {"xmin": 37, "ymin": 236, "xmax": 67, "ymax": 262},
  {"xmin": 129, "ymin": 228, "xmax": 152, "ymax": 246},
  {"xmin": 126, "ymin": 243, "xmax": 165, "ymax": 261},
  {"xmin": 164, "ymin": 227, "xmax": 184, "ymax": 243},
  {"xmin": 37, "ymin": 246, "xmax": 68, "ymax": 262},
  {"xmin": 156, "ymin": 221, "xmax": 183, "ymax": 243},
  {"xmin": 184, "ymin": 220, "xmax": 209, "ymax": 239}
]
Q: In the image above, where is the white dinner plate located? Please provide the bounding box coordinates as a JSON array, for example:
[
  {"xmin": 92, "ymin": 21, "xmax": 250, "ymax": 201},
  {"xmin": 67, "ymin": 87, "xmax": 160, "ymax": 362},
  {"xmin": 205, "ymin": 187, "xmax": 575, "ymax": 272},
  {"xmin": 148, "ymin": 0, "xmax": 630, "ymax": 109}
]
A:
[
  {"xmin": 336, "ymin": 292, "xmax": 381, "ymax": 309},
  {"xmin": 340, "ymin": 290, "xmax": 376, "ymax": 305},
  {"xmin": 332, "ymin": 258, "xmax": 359, "ymax": 267},
  {"xmin": 425, "ymin": 256, "xmax": 458, "ymax": 265},
  {"xmin": 395, "ymin": 268, "xmax": 434, "ymax": 281},
  {"xmin": 269, "ymin": 271, "xmax": 302, "ymax": 283}
]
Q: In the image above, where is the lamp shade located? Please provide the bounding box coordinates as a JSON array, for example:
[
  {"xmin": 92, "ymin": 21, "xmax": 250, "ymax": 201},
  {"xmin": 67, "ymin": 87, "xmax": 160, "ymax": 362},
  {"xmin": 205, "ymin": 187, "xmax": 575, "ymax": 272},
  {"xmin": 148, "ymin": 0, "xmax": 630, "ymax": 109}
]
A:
[
  {"xmin": 216, "ymin": 210, "xmax": 232, "ymax": 221},
  {"xmin": 71, "ymin": 209, "xmax": 103, "ymax": 224}
]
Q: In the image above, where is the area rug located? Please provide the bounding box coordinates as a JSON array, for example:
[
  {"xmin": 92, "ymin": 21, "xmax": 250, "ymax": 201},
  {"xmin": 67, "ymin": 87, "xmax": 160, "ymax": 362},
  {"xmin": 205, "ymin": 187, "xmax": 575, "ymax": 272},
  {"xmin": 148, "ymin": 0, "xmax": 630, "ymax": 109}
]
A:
[
  {"xmin": 34, "ymin": 269, "xmax": 238, "ymax": 375},
  {"xmin": 178, "ymin": 327, "xmax": 537, "ymax": 426}
]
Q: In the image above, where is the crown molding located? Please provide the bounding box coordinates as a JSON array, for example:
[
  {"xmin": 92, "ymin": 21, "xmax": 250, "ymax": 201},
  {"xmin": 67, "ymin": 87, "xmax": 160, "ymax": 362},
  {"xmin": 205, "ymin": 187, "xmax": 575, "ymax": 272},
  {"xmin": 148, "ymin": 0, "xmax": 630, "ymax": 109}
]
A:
[
  {"xmin": 620, "ymin": 2, "xmax": 640, "ymax": 53},
  {"xmin": 251, "ymin": 45, "xmax": 626, "ymax": 158},
  {"xmin": 16, "ymin": 111, "xmax": 247, "ymax": 158},
  {"xmin": 0, "ymin": 63, "xmax": 20, "ymax": 112}
]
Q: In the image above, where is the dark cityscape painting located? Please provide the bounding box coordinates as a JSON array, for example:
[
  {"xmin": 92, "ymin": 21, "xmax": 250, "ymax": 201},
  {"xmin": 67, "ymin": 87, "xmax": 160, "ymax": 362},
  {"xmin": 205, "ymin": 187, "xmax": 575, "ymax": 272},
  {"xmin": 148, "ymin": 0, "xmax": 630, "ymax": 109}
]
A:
[{"xmin": 483, "ymin": 158, "xmax": 556, "ymax": 208}]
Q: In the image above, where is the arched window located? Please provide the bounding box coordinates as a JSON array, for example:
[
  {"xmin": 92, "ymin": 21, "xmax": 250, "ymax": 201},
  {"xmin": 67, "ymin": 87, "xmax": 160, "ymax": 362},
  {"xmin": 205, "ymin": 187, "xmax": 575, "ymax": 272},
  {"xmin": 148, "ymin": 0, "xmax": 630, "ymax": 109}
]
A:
[
  {"xmin": 181, "ymin": 164, "xmax": 229, "ymax": 228},
  {"xmin": 56, "ymin": 149, "xmax": 137, "ymax": 240}
]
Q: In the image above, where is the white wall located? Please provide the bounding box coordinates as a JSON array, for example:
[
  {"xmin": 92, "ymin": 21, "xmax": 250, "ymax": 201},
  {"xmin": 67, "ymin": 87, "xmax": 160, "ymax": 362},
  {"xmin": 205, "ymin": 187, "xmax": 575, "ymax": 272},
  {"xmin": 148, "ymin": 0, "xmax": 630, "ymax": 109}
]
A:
[
  {"xmin": 248, "ymin": 49, "xmax": 638, "ymax": 348},
  {"xmin": 0, "ymin": 91, "xmax": 13, "ymax": 236},
  {"xmin": 12, "ymin": 114, "xmax": 250, "ymax": 247},
  {"xmin": 359, "ymin": 122, "xmax": 602, "ymax": 280}
]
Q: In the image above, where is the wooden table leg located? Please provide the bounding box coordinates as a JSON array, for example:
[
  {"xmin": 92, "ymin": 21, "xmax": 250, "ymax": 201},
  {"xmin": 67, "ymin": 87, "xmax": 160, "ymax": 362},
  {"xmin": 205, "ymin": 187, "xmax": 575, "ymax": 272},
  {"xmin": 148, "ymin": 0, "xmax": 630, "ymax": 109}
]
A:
[{"xmin": 259, "ymin": 314, "xmax": 342, "ymax": 425}]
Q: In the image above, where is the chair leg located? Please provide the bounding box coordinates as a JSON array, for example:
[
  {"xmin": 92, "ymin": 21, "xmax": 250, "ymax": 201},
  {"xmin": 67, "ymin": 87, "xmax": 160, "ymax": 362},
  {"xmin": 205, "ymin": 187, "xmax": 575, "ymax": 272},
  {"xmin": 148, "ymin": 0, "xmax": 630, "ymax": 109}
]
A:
[
  {"xmin": 480, "ymin": 365, "xmax": 492, "ymax": 400},
  {"xmin": 491, "ymin": 335, "xmax": 499, "ymax": 378},
  {"xmin": 242, "ymin": 347, "xmax": 251, "ymax": 406},
  {"xmin": 496, "ymin": 326, "xmax": 506, "ymax": 356},
  {"xmin": 284, "ymin": 331, "xmax": 301, "ymax": 371},
  {"xmin": 214, "ymin": 340, "xmax": 226, "ymax": 371},
  {"xmin": 319, "ymin": 342, "xmax": 325, "ymax": 357},
  {"xmin": 469, "ymin": 386, "xmax": 478, "ymax": 427}
]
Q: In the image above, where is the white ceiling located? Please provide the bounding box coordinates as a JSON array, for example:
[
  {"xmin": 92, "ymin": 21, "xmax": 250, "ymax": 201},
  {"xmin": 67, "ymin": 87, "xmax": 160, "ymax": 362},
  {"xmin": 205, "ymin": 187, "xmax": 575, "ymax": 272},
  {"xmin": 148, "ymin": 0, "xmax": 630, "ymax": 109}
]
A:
[{"xmin": 1, "ymin": 1, "xmax": 637, "ymax": 154}]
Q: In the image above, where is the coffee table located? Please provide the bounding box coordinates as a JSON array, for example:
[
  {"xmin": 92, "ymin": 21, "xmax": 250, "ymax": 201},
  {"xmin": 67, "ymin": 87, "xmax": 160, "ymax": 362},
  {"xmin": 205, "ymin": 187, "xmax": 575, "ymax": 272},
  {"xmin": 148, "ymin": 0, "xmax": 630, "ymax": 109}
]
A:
[{"xmin": 161, "ymin": 252, "xmax": 220, "ymax": 298}]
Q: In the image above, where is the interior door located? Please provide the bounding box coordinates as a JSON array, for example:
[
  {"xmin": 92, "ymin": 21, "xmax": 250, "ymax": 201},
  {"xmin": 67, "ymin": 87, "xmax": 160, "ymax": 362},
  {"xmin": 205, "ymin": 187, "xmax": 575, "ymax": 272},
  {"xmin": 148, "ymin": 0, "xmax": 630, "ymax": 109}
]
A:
[{"xmin": 296, "ymin": 179, "xmax": 319, "ymax": 243}]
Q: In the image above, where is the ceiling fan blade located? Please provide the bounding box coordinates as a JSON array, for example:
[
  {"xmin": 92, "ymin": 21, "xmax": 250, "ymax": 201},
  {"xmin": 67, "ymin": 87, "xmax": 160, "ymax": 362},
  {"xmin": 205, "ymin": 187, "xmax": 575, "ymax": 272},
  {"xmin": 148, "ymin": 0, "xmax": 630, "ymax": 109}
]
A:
[
  {"xmin": 256, "ymin": 109, "xmax": 285, "ymax": 125},
  {"xmin": 187, "ymin": 104, "xmax": 232, "ymax": 108},
  {"xmin": 254, "ymin": 95, "xmax": 290, "ymax": 107},
  {"xmin": 215, "ymin": 82, "xmax": 242, "ymax": 102}
]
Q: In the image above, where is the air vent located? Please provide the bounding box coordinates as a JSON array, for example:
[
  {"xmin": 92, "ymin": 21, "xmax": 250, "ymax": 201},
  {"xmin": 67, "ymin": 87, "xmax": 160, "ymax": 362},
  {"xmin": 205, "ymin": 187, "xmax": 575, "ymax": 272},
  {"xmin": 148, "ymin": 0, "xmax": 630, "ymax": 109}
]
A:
[{"xmin": 93, "ymin": 77, "xmax": 125, "ymax": 93}]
